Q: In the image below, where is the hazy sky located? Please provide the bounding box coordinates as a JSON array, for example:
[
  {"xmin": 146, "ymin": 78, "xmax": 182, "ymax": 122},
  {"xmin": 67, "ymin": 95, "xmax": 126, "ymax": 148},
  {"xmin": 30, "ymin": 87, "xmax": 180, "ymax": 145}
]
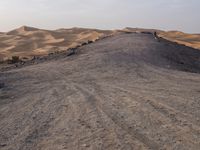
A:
[{"xmin": 0, "ymin": 0, "xmax": 199, "ymax": 33}]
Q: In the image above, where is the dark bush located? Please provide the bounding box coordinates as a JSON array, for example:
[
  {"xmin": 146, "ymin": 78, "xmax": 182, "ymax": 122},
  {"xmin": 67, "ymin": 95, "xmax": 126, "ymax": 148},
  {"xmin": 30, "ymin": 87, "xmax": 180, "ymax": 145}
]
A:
[
  {"xmin": 81, "ymin": 42, "xmax": 87, "ymax": 46},
  {"xmin": 88, "ymin": 40, "xmax": 93, "ymax": 44},
  {"xmin": 124, "ymin": 31, "xmax": 132, "ymax": 34},
  {"xmin": 141, "ymin": 31, "xmax": 152, "ymax": 35},
  {"xmin": 11, "ymin": 56, "xmax": 20, "ymax": 63}
]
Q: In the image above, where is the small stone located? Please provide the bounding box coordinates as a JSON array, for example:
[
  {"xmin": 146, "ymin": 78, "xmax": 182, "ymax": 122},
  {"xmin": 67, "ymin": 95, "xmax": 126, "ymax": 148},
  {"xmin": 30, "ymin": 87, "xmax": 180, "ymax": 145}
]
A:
[
  {"xmin": 0, "ymin": 83, "xmax": 5, "ymax": 89},
  {"xmin": 0, "ymin": 143, "xmax": 7, "ymax": 147},
  {"xmin": 82, "ymin": 144, "xmax": 89, "ymax": 147}
]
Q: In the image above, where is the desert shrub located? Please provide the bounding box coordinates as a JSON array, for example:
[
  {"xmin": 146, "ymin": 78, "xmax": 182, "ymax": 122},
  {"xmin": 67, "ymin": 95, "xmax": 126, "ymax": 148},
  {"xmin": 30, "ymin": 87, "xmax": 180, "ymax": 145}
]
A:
[
  {"xmin": 141, "ymin": 31, "xmax": 152, "ymax": 35},
  {"xmin": 11, "ymin": 56, "xmax": 20, "ymax": 64},
  {"xmin": 48, "ymin": 52, "xmax": 54, "ymax": 56},
  {"xmin": 22, "ymin": 57, "xmax": 29, "ymax": 60},
  {"xmin": 81, "ymin": 42, "xmax": 87, "ymax": 46},
  {"xmin": 124, "ymin": 31, "xmax": 132, "ymax": 34},
  {"xmin": 88, "ymin": 40, "xmax": 93, "ymax": 44},
  {"xmin": 77, "ymin": 45, "xmax": 81, "ymax": 48}
]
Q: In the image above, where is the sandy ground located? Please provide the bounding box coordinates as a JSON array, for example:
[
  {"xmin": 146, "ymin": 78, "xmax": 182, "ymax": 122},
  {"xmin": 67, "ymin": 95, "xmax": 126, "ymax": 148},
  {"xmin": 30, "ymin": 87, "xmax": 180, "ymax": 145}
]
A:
[
  {"xmin": 158, "ymin": 31, "xmax": 200, "ymax": 50},
  {"xmin": 0, "ymin": 33, "xmax": 200, "ymax": 150},
  {"xmin": 0, "ymin": 26, "xmax": 113, "ymax": 61}
]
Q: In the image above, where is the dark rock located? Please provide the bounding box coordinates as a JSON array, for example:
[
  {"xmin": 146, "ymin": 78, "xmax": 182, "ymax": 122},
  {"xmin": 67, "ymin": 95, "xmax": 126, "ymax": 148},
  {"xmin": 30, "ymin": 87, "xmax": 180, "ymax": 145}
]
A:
[
  {"xmin": 0, "ymin": 144, "xmax": 7, "ymax": 147},
  {"xmin": 0, "ymin": 83, "xmax": 5, "ymax": 89}
]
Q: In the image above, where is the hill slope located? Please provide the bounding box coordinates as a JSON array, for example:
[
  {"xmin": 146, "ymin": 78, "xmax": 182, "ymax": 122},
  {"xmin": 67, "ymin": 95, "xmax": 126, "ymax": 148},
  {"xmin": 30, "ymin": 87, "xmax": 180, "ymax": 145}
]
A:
[
  {"xmin": 0, "ymin": 33, "xmax": 200, "ymax": 150},
  {"xmin": 0, "ymin": 26, "xmax": 113, "ymax": 61},
  {"xmin": 123, "ymin": 27, "xmax": 200, "ymax": 50},
  {"xmin": 159, "ymin": 31, "xmax": 200, "ymax": 50}
]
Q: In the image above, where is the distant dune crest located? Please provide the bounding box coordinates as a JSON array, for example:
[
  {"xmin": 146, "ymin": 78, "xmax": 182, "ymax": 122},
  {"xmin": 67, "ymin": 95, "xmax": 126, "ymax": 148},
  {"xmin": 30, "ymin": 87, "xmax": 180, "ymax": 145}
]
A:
[{"xmin": 7, "ymin": 26, "xmax": 40, "ymax": 35}]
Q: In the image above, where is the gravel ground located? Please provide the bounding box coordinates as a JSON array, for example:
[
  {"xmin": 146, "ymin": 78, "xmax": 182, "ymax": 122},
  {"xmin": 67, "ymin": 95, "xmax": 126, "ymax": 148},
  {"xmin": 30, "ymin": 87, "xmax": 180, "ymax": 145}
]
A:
[{"xmin": 0, "ymin": 33, "xmax": 200, "ymax": 150}]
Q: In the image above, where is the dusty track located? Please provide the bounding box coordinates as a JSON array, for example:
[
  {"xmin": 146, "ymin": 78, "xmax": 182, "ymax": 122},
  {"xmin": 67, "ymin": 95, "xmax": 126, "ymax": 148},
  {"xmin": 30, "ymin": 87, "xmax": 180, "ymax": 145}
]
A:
[{"xmin": 0, "ymin": 33, "xmax": 200, "ymax": 150}]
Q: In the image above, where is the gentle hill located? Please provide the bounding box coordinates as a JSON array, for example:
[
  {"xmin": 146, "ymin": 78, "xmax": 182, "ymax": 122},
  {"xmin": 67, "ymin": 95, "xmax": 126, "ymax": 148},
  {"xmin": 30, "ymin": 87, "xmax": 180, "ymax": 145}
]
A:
[
  {"xmin": 159, "ymin": 31, "xmax": 200, "ymax": 50},
  {"xmin": 0, "ymin": 26, "xmax": 114, "ymax": 61},
  {"xmin": 7, "ymin": 26, "xmax": 40, "ymax": 35},
  {"xmin": 123, "ymin": 27, "xmax": 200, "ymax": 50},
  {"xmin": 123, "ymin": 27, "xmax": 162, "ymax": 33}
]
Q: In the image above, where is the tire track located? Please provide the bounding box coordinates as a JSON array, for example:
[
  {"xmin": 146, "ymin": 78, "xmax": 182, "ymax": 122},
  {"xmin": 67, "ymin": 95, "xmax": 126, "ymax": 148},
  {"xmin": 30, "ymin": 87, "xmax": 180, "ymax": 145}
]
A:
[{"xmin": 74, "ymin": 84, "xmax": 161, "ymax": 150}]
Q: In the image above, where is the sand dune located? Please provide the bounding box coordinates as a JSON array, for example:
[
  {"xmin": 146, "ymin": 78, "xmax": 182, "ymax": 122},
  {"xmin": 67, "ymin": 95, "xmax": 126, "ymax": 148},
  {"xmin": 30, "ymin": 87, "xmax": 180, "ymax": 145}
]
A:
[
  {"xmin": 158, "ymin": 31, "xmax": 200, "ymax": 50},
  {"xmin": 123, "ymin": 27, "xmax": 200, "ymax": 50},
  {"xmin": 0, "ymin": 26, "xmax": 113, "ymax": 61},
  {"xmin": 122, "ymin": 27, "xmax": 161, "ymax": 33}
]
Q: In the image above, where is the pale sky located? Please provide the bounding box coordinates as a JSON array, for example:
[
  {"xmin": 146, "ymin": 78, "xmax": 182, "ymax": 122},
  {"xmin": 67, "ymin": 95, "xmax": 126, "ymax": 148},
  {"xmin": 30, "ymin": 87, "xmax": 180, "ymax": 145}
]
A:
[{"xmin": 0, "ymin": 0, "xmax": 200, "ymax": 33}]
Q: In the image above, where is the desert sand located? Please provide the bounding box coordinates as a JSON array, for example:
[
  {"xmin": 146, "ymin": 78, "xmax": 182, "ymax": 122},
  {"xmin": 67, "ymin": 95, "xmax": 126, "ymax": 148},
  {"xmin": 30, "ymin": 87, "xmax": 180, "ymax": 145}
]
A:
[
  {"xmin": 0, "ymin": 32, "xmax": 200, "ymax": 150},
  {"xmin": 0, "ymin": 26, "xmax": 113, "ymax": 61},
  {"xmin": 158, "ymin": 31, "xmax": 200, "ymax": 50}
]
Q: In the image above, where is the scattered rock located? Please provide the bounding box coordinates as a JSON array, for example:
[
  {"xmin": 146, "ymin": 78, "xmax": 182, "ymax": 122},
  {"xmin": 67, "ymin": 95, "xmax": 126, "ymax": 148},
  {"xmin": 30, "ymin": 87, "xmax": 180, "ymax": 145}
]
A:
[
  {"xmin": 0, "ymin": 143, "xmax": 7, "ymax": 147},
  {"xmin": 67, "ymin": 49, "xmax": 76, "ymax": 56},
  {"xmin": 82, "ymin": 144, "xmax": 90, "ymax": 147},
  {"xmin": 0, "ymin": 83, "xmax": 5, "ymax": 89}
]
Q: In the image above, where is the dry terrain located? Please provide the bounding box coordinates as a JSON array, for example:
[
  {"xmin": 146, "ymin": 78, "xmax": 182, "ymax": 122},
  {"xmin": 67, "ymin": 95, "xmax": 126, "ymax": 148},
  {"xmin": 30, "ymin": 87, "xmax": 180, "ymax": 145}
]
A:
[
  {"xmin": 124, "ymin": 27, "xmax": 200, "ymax": 50},
  {"xmin": 158, "ymin": 31, "xmax": 200, "ymax": 50},
  {"xmin": 0, "ymin": 32, "xmax": 200, "ymax": 150},
  {"xmin": 1, "ymin": 26, "xmax": 200, "ymax": 62},
  {"xmin": 0, "ymin": 26, "xmax": 113, "ymax": 61}
]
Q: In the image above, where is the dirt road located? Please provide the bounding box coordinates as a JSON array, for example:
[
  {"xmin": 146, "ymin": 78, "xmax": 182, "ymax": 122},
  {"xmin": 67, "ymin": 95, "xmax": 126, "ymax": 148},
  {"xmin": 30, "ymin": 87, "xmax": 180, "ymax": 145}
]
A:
[{"xmin": 0, "ymin": 33, "xmax": 200, "ymax": 150}]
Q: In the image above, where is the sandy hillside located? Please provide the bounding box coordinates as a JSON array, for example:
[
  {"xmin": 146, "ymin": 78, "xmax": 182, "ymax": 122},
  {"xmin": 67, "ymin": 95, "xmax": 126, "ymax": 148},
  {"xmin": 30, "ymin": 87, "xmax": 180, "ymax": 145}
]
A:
[
  {"xmin": 158, "ymin": 31, "xmax": 200, "ymax": 50},
  {"xmin": 0, "ymin": 26, "xmax": 113, "ymax": 61},
  {"xmin": 122, "ymin": 27, "xmax": 162, "ymax": 33},
  {"xmin": 123, "ymin": 27, "xmax": 200, "ymax": 50}
]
